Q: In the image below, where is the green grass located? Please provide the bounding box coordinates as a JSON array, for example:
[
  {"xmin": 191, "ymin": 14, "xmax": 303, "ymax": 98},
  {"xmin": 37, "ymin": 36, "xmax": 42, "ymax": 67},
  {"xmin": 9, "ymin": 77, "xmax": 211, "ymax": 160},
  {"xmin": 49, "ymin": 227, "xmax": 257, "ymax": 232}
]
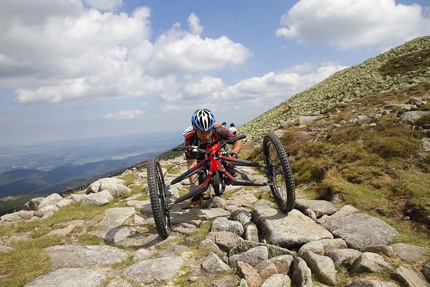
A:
[
  {"xmin": 246, "ymin": 84, "xmax": 430, "ymax": 240},
  {"xmin": 0, "ymin": 235, "xmax": 63, "ymax": 287}
]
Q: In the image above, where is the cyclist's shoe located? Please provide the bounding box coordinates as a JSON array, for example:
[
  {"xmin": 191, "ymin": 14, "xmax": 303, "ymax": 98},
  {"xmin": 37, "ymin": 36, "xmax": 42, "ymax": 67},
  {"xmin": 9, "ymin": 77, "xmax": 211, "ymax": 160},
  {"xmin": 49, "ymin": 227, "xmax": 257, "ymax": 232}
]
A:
[{"xmin": 191, "ymin": 194, "xmax": 204, "ymax": 206}]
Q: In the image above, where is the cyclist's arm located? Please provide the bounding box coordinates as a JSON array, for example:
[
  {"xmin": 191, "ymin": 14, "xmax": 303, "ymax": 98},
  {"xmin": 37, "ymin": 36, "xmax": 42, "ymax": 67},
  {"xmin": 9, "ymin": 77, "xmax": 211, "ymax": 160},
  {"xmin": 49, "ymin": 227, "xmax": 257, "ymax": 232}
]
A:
[
  {"xmin": 187, "ymin": 159, "xmax": 199, "ymax": 186},
  {"xmin": 231, "ymin": 139, "xmax": 243, "ymax": 156}
]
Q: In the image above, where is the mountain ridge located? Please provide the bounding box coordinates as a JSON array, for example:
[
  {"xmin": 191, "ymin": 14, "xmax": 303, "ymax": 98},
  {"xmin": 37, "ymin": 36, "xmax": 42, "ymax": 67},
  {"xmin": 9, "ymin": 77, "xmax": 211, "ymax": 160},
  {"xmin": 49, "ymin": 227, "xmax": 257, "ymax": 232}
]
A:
[{"xmin": 240, "ymin": 36, "xmax": 430, "ymax": 139}]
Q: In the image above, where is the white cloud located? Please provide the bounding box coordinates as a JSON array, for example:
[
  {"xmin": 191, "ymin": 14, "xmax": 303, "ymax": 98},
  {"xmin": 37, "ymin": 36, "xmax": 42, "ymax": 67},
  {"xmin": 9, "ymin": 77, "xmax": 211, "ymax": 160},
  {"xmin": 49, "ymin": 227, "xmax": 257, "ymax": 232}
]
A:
[
  {"xmin": 174, "ymin": 62, "xmax": 347, "ymax": 118},
  {"xmin": 184, "ymin": 76, "xmax": 224, "ymax": 97},
  {"xmin": 210, "ymin": 62, "xmax": 347, "ymax": 112},
  {"xmin": 103, "ymin": 110, "xmax": 144, "ymax": 120},
  {"xmin": 84, "ymin": 0, "xmax": 122, "ymax": 11},
  {"xmin": 149, "ymin": 31, "xmax": 253, "ymax": 75},
  {"xmin": 276, "ymin": 0, "xmax": 430, "ymax": 50},
  {"xmin": 14, "ymin": 78, "xmax": 90, "ymax": 103},
  {"xmin": 188, "ymin": 12, "xmax": 203, "ymax": 35},
  {"xmin": 0, "ymin": 3, "xmax": 252, "ymax": 105}
]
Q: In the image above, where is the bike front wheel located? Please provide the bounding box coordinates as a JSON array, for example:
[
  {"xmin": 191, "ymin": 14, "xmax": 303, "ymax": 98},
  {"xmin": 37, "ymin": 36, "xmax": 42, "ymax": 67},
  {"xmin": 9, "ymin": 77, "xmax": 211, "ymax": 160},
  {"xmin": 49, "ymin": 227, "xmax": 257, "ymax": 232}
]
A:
[
  {"xmin": 263, "ymin": 133, "xmax": 295, "ymax": 213},
  {"xmin": 147, "ymin": 156, "xmax": 171, "ymax": 238}
]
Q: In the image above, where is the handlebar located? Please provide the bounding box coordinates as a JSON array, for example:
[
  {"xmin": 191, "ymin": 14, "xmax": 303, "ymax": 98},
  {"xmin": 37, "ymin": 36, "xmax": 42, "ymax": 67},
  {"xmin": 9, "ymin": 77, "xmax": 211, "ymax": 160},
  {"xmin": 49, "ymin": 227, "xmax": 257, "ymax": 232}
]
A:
[
  {"xmin": 172, "ymin": 134, "xmax": 246, "ymax": 153},
  {"xmin": 172, "ymin": 146, "xmax": 207, "ymax": 153}
]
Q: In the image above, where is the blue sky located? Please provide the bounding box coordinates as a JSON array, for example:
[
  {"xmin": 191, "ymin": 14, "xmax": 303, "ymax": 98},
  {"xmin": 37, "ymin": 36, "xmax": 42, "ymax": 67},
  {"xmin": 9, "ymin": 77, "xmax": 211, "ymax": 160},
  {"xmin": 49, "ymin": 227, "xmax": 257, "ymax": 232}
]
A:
[{"xmin": 0, "ymin": 0, "xmax": 429, "ymax": 146}]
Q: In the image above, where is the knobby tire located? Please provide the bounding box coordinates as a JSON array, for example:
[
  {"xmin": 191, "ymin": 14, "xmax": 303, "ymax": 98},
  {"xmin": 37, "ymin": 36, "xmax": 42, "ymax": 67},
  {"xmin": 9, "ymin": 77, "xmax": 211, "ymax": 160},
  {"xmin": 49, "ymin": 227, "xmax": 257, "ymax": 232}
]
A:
[
  {"xmin": 147, "ymin": 156, "xmax": 171, "ymax": 238},
  {"xmin": 263, "ymin": 133, "xmax": 295, "ymax": 213}
]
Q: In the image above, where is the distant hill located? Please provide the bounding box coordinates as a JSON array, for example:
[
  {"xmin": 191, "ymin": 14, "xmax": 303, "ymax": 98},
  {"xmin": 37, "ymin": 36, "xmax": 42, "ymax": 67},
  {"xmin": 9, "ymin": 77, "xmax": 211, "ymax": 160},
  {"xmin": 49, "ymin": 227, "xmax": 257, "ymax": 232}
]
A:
[
  {"xmin": 0, "ymin": 152, "xmax": 165, "ymax": 197},
  {"xmin": 240, "ymin": 36, "xmax": 430, "ymax": 139},
  {"xmin": 0, "ymin": 152, "xmax": 162, "ymax": 215}
]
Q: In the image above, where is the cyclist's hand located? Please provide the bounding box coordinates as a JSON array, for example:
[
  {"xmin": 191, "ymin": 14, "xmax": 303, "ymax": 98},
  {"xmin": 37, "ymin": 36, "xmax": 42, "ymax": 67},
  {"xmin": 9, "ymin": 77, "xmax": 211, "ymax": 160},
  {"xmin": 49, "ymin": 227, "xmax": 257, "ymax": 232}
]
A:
[{"xmin": 230, "ymin": 152, "xmax": 238, "ymax": 158}]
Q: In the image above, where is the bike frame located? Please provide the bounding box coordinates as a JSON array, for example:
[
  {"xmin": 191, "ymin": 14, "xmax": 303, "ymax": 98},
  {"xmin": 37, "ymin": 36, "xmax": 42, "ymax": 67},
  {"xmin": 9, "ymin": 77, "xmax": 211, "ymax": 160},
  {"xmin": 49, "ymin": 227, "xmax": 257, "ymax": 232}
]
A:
[{"xmin": 167, "ymin": 141, "xmax": 269, "ymax": 205}]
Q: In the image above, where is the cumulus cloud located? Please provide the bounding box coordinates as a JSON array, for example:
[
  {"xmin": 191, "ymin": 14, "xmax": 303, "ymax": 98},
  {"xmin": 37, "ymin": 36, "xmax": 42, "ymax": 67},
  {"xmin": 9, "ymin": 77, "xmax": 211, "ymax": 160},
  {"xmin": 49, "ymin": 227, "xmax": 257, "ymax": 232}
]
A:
[
  {"xmin": 188, "ymin": 12, "xmax": 203, "ymax": 35},
  {"xmin": 103, "ymin": 110, "xmax": 144, "ymax": 120},
  {"xmin": 84, "ymin": 0, "xmax": 122, "ymax": 10},
  {"xmin": 184, "ymin": 76, "xmax": 224, "ymax": 97},
  {"xmin": 276, "ymin": 0, "xmax": 430, "ymax": 50},
  {"xmin": 0, "ymin": 1, "xmax": 253, "ymax": 105},
  {"xmin": 175, "ymin": 62, "xmax": 347, "ymax": 116},
  {"xmin": 149, "ymin": 32, "xmax": 252, "ymax": 75}
]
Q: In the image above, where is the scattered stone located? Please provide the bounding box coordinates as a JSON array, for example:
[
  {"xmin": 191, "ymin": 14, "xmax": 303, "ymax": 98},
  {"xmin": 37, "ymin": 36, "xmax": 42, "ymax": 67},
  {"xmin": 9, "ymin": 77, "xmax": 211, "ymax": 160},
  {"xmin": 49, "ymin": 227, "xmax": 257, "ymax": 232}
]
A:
[
  {"xmin": 90, "ymin": 226, "xmax": 137, "ymax": 244},
  {"xmin": 201, "ymin": 252, "xmax": 231, "ymax": 274},
  {"xmin": 317, "ymin": 205, "xmax": 358, "ymax": 224},
  {"xmin": 237, "ymin": 261, "xmax": 263, "ymax": 287},
  {"xmin": 327, "ymin": 249, "xmax": 362, "ymax": 267},
  {"xmin": 122, "ymin": 256, "xmax": 184, "ymax": 285},
  {"xmin": 299, "ymin": 116, "xmax": 320, "ymax": 127},
  {"xmin": 23, "ymin": 268, "xmax": 106, "ymax": 287},
  {"xmin": 206, "ymin": 231, "xmax": 245, "ymax": 253},
  {"xmin": 252, "ymin": 208, "xmax": 333, "ymax": 248},
  {"xmin": 38, "ymin": 193, "xmax": 63, "ymax": 209},
  {"xmin": 261, "ymin": 274, "xmax": 291, "ymax": 287},
  {"xmin": 393, "ymin": 266, "xmax": 430, "ymax": 287},
  {"xmin": 230, "ymin": 209, "xmax": 252, "ymax": 225},
  {"xmin": 254, "ymin": 260, "xmax": 278, "ymax": 281},
  {"xmin": 200, "ymin": 208, "xmax": 231, "ymax": 220},
  {"xmin": 158, "ymin": 244, "xmax": 191, "ymax": 257},
  {"xmin": 44, "ymin": 245, "xmax": 128, "ymax": 268},
  {"xmin": 97, "ymin": 207, "xmax": 136, "ymax": 227},
  {"xmin": 0, "ymin": 245, "xmax": 13, "ymax": 253},
  {"xmin": 390, "ymin": 243, "xmax": 428, "ymax": 263},
  {"xmin": 243, "ymin": 222, "xmax": 259, "ymax": 242},
  {"xmin": 364, "ymin": 245, "xmax": 395, "ymax": 257},
  {"xmin": 22, "ymin": 197, "xmax": 44, "ymax": 211},
  {"xmin": 320, "ymin": 213, "xmax": 399, "ymax": 251},
  {"xmin": 422, "ymin": 261, "xmax": 430, "ymax": 281},
  {"xmin": 347, "ymin": 279, "xmax": 399, "ymax": 287},
  {"xmin": 106, "ymin": 276, "xmax": 132, "ymax": 287},
  {"xmin": 351, "ymin": 252, "xmax": 393, "ymax": 274},
  {"xmin": 295, "ymin": 199, "xmax": 338, "ymax": 218},
  {"xmin": 269, "ymin": 255, "xmax": 294, "ymax": 274},
  {"xmin": 302, "ymin": 251, "xmax": 337, "ymax": 286},
  {"xmin": 229, "ymin": 246, "xmax": 269, "ymax": 269},
  {"xmin": 291, "ymin": 257, "xmax": 312, "ymax": 287},
  {"xmin": 211, "ymin": 217, "xmax": 244, "ymax": 236},
  {"xmin": 211, "ymin": 275, "xmax": 240, "ymax": 287},
  {"xmin": 72, "ymin": 190, "xmax": 114, "ymax": 206},
  {"xmin": 298, "ymin": 238, "xmax": 347, "ymax": 256},
  {"xmin": 133, "ymin": 248, "xmax": 153, "ymax": 261}
]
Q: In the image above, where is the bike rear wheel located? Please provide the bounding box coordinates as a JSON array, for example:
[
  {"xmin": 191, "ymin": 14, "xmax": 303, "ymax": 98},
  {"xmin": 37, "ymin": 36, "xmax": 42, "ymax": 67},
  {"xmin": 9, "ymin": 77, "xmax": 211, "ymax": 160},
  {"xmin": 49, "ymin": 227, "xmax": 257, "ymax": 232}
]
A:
[
  {"xmin": 199, "ymin": 171, "xmax": 224, "ymax": 197},
  {"xmin": 213, "ymin": 172, "xmax": 225, "ymax": 196},
  {"xmin": 263, "ymin": 133, "xmax": 295, "ymax": 213},
  {"xmin": 147, "ymin": 156, "xmax": 171, "ymax": 238}
]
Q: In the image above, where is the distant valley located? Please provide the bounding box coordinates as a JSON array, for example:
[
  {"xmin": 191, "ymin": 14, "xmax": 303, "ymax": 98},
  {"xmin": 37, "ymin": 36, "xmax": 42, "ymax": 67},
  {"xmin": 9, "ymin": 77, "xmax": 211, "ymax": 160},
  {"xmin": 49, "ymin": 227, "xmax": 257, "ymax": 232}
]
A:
[{"xmin": 0, "ymin": 131, "xmax": 183, "ymax": 214}]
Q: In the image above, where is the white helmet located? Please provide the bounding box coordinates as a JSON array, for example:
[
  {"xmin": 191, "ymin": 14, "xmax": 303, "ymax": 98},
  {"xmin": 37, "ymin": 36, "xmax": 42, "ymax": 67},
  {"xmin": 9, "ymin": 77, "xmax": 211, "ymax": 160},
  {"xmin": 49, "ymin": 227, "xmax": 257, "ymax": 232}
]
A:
[{"xmin": 191, "ymin": 109, "xmax": 215, "ymax": 131}]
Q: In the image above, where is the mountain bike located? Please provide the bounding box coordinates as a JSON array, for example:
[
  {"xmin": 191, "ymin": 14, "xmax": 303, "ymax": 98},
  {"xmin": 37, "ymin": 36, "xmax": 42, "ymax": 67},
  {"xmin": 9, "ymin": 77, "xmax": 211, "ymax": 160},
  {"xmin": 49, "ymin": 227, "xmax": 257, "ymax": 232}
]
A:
[{"xmin": 147, "ymin": 133, "xmax": 295, "ymax": 238}]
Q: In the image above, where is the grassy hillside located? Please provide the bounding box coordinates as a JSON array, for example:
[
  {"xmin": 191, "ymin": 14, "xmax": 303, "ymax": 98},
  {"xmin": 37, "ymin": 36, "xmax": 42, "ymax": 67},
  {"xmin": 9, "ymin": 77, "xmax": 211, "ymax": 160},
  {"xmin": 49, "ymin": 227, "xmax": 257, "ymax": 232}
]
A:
[
  {"xmin": 240, "ymin": 36, "xmax": 430, "ymax": 139},
  {"xmin": 240, "ymin": 36, "xmax": 430, "ymax": 234},
  {"xmin": 247, "ymin": 82, "xmax": 430, "ymax": 235}
]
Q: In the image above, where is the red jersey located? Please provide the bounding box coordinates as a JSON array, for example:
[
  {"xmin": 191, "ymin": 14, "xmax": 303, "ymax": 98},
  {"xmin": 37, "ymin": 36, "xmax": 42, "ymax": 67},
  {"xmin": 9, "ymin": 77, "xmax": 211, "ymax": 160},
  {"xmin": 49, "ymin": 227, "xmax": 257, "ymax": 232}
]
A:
[{"xmin": 184, "ymin": 124, "xmax": 235, "ymax": 160}]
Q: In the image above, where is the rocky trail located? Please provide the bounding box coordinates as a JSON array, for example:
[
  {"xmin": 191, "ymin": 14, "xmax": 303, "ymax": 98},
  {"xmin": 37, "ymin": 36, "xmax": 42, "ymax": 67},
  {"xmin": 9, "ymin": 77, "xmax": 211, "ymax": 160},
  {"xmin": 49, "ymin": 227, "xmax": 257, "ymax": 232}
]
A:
[{"xmin": 1, "ymin": 156, "xmax": 429, "ymax": 287}]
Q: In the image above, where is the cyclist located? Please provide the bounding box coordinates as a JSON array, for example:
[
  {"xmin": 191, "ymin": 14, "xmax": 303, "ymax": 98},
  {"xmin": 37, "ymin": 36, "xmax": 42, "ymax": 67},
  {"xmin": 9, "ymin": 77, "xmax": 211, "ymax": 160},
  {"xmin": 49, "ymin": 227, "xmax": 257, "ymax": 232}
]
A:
[{"xmin": 184, "ymin": 109, "xmax": 243, "ymax": 205}]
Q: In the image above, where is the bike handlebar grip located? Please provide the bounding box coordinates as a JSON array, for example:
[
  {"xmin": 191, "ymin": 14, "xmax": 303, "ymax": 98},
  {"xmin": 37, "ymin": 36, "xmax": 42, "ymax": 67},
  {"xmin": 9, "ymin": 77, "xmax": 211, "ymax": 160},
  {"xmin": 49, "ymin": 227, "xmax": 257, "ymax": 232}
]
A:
[
  {"xmin": 227, "ymin": 134, "xmax": 246, "ymax": 143},
  {"xmin": 172, "ymin": 147, "xmax": 186, "ymax": 151}
]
